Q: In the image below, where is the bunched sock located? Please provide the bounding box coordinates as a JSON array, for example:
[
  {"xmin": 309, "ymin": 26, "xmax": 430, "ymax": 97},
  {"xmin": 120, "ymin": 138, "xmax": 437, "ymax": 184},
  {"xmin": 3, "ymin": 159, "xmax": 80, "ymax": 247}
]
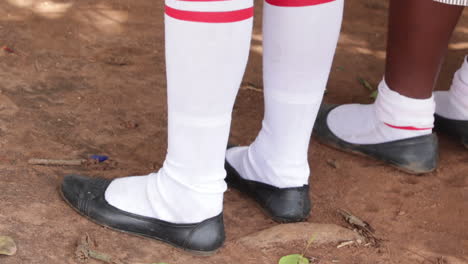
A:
[
  {"xmin": 435, "ymin": 56, "xmax": 468, "ymax": 121},
  {"xmin": 105, "ymin": 0, "xmax": 254, "ymax": 224},
  {"xmin": 227, "ymin": 0, "xmax": 344, "ymax": 188},
  {"xmin": 326, "ymin": 80, "xmax": 435, "ymax": 145}
]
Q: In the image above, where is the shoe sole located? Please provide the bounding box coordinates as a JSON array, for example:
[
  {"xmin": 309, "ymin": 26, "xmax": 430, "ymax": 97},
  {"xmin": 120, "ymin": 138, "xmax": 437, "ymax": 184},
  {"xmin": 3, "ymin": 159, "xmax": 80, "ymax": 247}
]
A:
[
  {"xmin": 59, "ymin": 187, "xmax": 219, "ymax": 256},
  {"xmin": 312, "ymin": 135, "xmax": 435, "ymax": 175}
]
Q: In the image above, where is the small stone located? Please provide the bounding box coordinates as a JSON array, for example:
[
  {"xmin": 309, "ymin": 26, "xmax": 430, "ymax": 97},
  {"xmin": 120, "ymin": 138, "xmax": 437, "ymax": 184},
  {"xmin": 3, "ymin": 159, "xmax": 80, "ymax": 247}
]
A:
[
  {"xmin": 237, "ymin": 223, "xmax": 363, "ymax": 250},
  {"xmin": 398, "ymin": 211, "xmax": 406, "ymax": 216},
  {"xmin": 327, "ymin": 159, "xmax": 339, "ymax": 169}
]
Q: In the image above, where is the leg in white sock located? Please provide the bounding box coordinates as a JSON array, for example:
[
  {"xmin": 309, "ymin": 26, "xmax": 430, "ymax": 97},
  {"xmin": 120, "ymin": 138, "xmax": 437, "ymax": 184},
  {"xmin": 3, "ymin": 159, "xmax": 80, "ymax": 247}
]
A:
[
  {"xmin": 105, "ymin": 0, "xmax": 253, "ymax": 223},
  {"xmin": 227, "ymin": 0, "xmax": 344, "ymax": 188},
  {"xmin": 435, "ymin": 56, "xmax": 468, "ymax": 120},
  {"xmin": 327, "ymin": 79, "xmax": 435, "ymax": 145}
]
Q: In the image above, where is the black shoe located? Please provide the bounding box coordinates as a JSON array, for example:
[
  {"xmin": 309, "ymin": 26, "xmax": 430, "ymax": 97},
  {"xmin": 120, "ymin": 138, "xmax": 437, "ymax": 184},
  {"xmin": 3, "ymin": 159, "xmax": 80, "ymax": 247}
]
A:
[
  {"xmin": 60, "ymin": 174, "xmax": 225, "ymax": 255},
  {"xmin": 224, "ymin": 149, "xmax": 311, "ymax": 223},
  {"xmin": 313, "ymin": 104, "xmax": 439, "ymax": 175},
  {"xmin": 435, "ymin": 114, "xmax": 468, "ymax": 149}
]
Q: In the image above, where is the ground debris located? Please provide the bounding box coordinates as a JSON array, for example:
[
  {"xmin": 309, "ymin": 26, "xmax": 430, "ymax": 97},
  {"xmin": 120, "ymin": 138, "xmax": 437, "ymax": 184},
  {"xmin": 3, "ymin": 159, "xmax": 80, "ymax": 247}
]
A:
[
  {"xmin": 357, "ymin": 77, "xmax": 373, "ymax": 91},
  {"xmin": 2, "ymin": 46, "xmax": 14, "ymax": 54},
  {"xmin": 0, "ymin": 236, "xmax": 17, "ymax": 256},
  {"xmin": 75, "ymin": 233, "xmax": 125, "ymax": 264},
  {"xmin": 103, "ymin": 56, "xmax": 131, "ymax": 66},
  {"xmin": 337, "ymin": 209, "xmax": 381, "ymax": 247},
  {"xmin": 75, "ymin": 234, "xmax": 167, "ymax": 264},
  {"xmin": 28, "ymin": 156, "xmax": 116, "ymax": 170},
  {"xmin": 83, "ymin": 158, "xmax": 117, "ymax": 170},
  {"xmin": 326, "ymin": 159, "xmax": 339, "ymax": 169},
  {"xmin": 336, "ymin": 240, "xmax": 354, "ymax": 249},
  {"xmin": 28, "ymin": 158, "xmax": 85, "ymax": 166},
  {"xmin": 120, "ymin": 120, "xmax": 139, "ymax": 129}
]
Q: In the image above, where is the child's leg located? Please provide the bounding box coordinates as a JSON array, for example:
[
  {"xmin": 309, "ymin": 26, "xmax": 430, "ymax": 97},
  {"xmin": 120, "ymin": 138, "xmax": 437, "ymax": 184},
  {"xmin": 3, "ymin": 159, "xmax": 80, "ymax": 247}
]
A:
[
  {"xmin": 325, "ymin": 0, "xmax": 463, "ymax": 145},
  {"xmin": 227, "ymin": 0, "xmax": 343, "ymax": 188},
  {"xmin": 62, "ymin": 0, "xmax": 254, "ymax": 252},
  {"xmin": 104, "ymin": 0, "xmax": 254, "ymax": 224},
  {"xmin": 386, "ymin": 0, "xmax": 463, "ymax": 99},
  {"xmin": 73, "ymin": 0, "xmax": 253, "ymax": 226}
]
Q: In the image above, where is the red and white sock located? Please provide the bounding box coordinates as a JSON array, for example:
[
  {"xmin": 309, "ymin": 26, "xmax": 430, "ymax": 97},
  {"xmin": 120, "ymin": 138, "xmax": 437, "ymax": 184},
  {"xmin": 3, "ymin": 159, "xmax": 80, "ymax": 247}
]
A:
[
  {"xmin": 226, "ymin": 0, "xmax": 344, "ymax": 188},
  {"xmin": 435, "ymin": 56, "xmax": 468, "ymax": 121},
  {"xmin": 327, "ymin": 79, "xmax": 435, "ymax": 145},
  {"xmin": 105, "ymin": 0, "xmax": 253, "ymax": 223}
]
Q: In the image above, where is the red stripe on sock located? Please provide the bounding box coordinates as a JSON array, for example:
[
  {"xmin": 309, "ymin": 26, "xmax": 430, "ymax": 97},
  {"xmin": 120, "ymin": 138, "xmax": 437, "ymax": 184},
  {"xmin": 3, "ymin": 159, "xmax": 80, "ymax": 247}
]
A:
[
  {"xmin": 165, "ymin": 6, "xmax": 254, "ymax": 22},
  {"xmin": 266, "ymin": 0, "xmax": 335, "ymax": 7},
  {"xmin": 384, "ymin": 123, "xmax": 433, "ymax": 131}
]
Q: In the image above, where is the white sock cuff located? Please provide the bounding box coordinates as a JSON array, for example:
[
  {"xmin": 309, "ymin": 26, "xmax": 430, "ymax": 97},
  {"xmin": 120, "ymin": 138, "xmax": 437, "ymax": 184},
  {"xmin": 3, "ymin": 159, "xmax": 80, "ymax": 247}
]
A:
[{"xmin": 375, "ymin": 79, "xmax": 435, "ymax": 128}]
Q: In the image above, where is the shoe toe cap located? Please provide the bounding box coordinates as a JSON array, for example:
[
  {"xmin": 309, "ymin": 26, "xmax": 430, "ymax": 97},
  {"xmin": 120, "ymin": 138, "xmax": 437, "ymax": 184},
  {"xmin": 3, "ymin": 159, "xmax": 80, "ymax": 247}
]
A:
[{"xmin": 61, "ymin": 174, "xmax": 110, "ymax": 211}]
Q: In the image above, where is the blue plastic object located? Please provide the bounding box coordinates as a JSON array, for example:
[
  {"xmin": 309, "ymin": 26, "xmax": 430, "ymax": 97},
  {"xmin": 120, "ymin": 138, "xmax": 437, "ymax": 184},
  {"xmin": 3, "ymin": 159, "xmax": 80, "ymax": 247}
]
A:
[{"xmin": 90, "ymin": 155, "xmax": 109, "ymax": 163}]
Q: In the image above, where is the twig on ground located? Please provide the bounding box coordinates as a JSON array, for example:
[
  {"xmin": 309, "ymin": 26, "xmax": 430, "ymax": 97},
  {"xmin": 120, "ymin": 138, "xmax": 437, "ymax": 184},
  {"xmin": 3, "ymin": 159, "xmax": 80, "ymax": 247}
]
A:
[
  {"xmin": 28, "ymin": 158, "xmax": 85, "ymax": 166},
  {"xmin": 75, "ymin": 234, "xmax": 125, "ymax": 264},
  {"xmin": 75, "ymin": 234, "xmax": 168, "ymax": 264},
  {"xmin": 338, "ymin": 209, "xmax": 381, "ymax": 247},
  {"xmin": 337, "ymin": 240, "xmax": 354, "ymax": 249}
]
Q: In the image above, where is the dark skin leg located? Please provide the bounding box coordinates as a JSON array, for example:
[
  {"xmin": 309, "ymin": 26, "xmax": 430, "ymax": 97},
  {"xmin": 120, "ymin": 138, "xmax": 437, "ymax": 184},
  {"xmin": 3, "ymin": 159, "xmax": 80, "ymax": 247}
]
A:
[{"xmin": 385, "ymin": 0, "xmax": 464, "ymax": 99}]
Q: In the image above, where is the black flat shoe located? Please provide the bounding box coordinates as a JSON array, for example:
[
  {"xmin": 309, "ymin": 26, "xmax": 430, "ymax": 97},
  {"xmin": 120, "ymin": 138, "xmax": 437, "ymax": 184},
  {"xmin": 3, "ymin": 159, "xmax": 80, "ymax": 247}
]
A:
[
  {"xmin": 313, "ymin": 104, "xmax": 439, "ymax": 175},
  {"xmin": 60, "ymin": 174, "xmax": 225, "ymax": 255},
  {"xmin": 435, "ymin": 114, "xmax": 468, "ymax": 149},
  {"xmin": 224, "ymin": 151, "xmax": 310, "ymax": 223}
]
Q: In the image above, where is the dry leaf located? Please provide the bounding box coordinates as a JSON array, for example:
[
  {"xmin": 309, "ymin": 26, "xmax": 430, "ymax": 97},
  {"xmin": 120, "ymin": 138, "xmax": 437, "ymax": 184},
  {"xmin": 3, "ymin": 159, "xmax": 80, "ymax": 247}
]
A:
[{"xmin": 0, "ymin": 236, "xmax": 17, "ymax": 256}]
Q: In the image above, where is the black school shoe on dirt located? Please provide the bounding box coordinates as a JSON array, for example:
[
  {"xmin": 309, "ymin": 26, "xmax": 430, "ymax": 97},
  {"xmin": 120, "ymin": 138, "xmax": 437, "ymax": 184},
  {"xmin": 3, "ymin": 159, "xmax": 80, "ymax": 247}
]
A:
[
  {"xmin": 60, "ymin": 174, "xmax": 225, "ymax": 255},
  {"xmin": 224, "ymin": 149, "xmax": 311, "ymax": 223},
  {"xmin": 435, "ymin": 114, "xmax": 468, "ymax": 149},
  {"xmin": 313, "ymin": 104, "xmax": 439, "ymax": 175}
]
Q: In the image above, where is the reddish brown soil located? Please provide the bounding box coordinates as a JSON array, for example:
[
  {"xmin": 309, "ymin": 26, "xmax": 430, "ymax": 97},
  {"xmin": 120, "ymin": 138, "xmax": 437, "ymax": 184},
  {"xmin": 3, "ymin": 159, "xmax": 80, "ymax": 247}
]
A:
[{"xmin": 0, "ymin": 0, "xmax": 467, "ymax": 263}]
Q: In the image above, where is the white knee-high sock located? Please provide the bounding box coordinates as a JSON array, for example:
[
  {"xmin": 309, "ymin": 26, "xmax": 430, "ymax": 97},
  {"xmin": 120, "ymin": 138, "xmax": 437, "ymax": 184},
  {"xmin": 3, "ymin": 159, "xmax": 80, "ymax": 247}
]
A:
[
  {"xmin": 435, "ymin": 56, "xmax": 468, "ymax": 120},
  {"xmin": 105, "ymin": 0, "xmax": 253, "ymax": 223},
  {"xmin": 327, "ymin": 80, "xmax": 435, "ymax": 145},
  {"xmin": 227, "ymin": 0, "xmax": 344, "ymax": 188}
]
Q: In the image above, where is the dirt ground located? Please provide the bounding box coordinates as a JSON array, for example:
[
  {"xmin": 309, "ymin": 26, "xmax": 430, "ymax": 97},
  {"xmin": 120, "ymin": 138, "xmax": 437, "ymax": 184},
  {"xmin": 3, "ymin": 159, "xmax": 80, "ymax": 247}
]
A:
[{"xmin": 0, "ymin": 0, "xmax": 467, "ymax": 263}]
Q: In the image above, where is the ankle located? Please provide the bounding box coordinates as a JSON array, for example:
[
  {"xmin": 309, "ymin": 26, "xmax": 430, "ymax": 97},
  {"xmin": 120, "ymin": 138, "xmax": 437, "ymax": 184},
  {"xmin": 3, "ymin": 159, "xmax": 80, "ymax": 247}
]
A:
[
  {"xmin": 147, "ymin": 171, "xmax": 224, "ymax": 223},
  {"xmin": 376, "ymin": 79, "xmax": 435, "ymax": 131},
  {"xmin": 226, "ymin": 145, "xmax": 309, "ymax": 188}
]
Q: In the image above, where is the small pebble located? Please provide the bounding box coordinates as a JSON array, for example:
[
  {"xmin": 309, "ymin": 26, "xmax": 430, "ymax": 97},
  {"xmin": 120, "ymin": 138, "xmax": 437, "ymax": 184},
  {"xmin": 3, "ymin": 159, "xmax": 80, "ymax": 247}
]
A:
[{"xmin": 327, "ymin": 159, "xmax": 339, "ymax": 169}]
